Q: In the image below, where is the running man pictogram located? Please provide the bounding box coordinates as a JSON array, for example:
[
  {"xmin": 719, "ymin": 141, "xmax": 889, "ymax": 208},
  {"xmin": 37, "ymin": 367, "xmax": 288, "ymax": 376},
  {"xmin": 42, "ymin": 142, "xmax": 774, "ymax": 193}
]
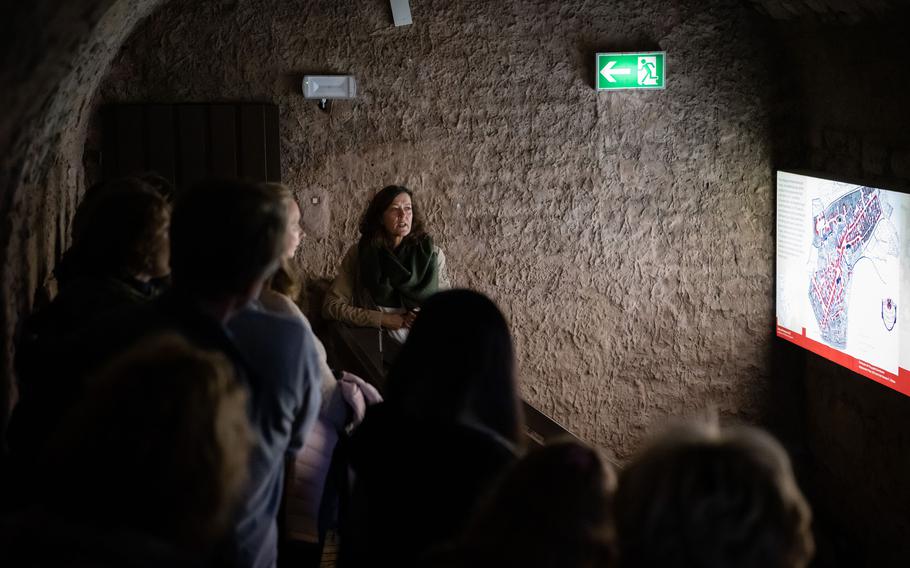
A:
[{"xmin": 638, "ymin": 56, "xmax": 658, "ymax": 86}]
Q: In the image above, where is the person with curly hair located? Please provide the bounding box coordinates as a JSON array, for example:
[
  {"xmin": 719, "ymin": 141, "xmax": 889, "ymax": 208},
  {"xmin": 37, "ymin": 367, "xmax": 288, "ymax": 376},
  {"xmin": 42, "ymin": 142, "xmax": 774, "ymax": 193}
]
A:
[
  {"xmin": 1, "ymin": 334, "xmax": 253, "ymax": 566},
  {"xmin": 11, "ymin": 177, "xmax": 171, "ymax": 466}
]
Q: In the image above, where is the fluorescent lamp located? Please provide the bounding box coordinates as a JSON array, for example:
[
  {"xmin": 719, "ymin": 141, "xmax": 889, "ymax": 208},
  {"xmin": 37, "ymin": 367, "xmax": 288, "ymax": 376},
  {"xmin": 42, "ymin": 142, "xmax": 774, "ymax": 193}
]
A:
[{"xmin": 302, "ymin": 75, "xmax": 357, "ymax": 100}]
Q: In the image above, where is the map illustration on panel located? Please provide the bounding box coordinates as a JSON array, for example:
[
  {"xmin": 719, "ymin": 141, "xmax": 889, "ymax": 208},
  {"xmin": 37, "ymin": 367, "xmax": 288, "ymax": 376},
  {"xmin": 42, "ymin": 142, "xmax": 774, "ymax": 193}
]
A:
[
  {"xmin": 802, "ymin": 181, "xmax": 902, "ymax": 376},
  {"xmin": 808, "ymin": 187, "xmax": 893, "ymax": 349}
]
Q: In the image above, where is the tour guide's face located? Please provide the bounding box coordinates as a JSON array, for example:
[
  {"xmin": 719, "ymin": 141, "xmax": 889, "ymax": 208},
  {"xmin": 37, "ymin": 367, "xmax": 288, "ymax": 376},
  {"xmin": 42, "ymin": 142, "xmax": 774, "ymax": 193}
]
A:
[{"xmin": 382, "ymin": 192, "xmax": 413, "ymax": 242}]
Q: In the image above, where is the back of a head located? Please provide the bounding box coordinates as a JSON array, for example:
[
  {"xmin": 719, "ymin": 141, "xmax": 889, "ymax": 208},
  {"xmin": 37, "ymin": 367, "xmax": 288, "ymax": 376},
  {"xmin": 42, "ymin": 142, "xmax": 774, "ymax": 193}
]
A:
[
  {"xmin": 458, "ymin": 440, "xmax": 616, "ymax": 568},
  {"xmin": 615, "ymin": 422, "xmax": 814, "ymax": 568},
  {"xmin": 170, "ymin": 179, "xmax": 287, "ymax": 298},
  {"xmin": 45, "ymin": 334, "xmax": 252, "ymax": 548},
  {"xmin": 386, "ymin": 289, "xmax": 521, "ymax": 444},
  {"xmin": 61, "ymin": 177, "xmax": 170, "ymax": 282}
]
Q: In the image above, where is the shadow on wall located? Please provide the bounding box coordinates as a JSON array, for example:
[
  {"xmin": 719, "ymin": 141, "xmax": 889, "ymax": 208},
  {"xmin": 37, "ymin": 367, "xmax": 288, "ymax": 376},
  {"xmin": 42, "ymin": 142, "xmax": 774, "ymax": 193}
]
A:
[{"xmin": 300, "ymin": 276, "xmax": 332, "ymax": 337}]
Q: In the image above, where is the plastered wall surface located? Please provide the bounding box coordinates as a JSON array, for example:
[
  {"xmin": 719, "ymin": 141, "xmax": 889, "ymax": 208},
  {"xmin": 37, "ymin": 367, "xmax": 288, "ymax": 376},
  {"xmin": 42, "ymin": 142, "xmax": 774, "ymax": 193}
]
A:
[{"xmin": 92, "ymin": 0, "xmax": 777, "ymax": 459}]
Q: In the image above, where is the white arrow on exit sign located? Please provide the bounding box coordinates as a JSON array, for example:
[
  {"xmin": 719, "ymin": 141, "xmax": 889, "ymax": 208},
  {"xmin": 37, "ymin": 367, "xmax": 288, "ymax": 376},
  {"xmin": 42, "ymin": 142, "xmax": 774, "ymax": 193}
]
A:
[{"xmin": 600, "ymin": 60, "xmax": 631, "ymax": 83}]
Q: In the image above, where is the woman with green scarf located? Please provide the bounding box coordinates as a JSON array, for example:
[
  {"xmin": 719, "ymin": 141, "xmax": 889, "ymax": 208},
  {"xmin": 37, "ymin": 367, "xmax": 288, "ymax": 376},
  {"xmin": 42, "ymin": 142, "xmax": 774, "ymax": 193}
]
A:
[{"xmin": 322, "ymin": 185, "xmax": 449, "ymax": 391}]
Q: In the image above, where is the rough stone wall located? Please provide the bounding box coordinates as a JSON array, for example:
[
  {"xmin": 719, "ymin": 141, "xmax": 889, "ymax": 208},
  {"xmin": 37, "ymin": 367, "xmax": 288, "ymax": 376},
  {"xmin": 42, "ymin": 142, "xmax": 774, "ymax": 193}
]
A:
[
  {"xmin": 773, "ymin": 17, "xmax": 910, "ymax": 564},
  {"xmin": 94, "ymin": 0, "xmax": 777, "ymax": 459},
  {"xmin": 0, "ymin": 0, "xmax": 165, "ymax": 437}
]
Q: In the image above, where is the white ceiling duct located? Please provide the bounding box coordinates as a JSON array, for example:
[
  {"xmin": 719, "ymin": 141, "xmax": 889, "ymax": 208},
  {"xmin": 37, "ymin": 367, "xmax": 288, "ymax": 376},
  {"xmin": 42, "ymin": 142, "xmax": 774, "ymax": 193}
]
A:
[{"xmin": 390, "ymin": 0, "xmax": 412, "ymax": 27}]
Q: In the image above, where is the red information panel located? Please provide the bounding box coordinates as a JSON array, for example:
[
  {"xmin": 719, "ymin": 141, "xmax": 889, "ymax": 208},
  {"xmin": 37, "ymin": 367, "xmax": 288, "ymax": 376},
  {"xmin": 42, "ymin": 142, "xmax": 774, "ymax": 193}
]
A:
[
  {"xmin": 777, "ymin": 322, "xmax": 910, "ymax": 396},
  {"xmin": 776, "ymin": 170, "xmax": 908, "ymax": 397}
]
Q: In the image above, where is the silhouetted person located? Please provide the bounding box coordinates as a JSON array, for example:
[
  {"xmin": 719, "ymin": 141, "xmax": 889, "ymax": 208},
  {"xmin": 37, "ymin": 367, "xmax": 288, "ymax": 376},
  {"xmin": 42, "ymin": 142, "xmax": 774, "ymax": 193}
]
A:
[
  {"xmin": 0, "ymin": 334, "xmax": 253, "ymax": 567},
  {"xmin": 341, "ymin": 289, "xmax": 522, "ymax": 568},
  {"xmin": 159, "ymin": 179, "xmax": 321, "ymax": 568},
  {"xmin": 614, "ymin": 422, "xmax": 814, "ymax": 568},
  {"xmin": 443, "ymin": 440, "xmax": 616, "ymax": 568},
  {"xmin": 323, "ymin": 185, "xmax": 450, "ymax": 391},
  {"xmin": 63, "ymin": 171, "xmax": 174, "ymax": 291},
  {"xmin": 19, "ymin": 178, "xmax": 320, "ymax": 568},
  {"xmin": 9, "ymin": 177, "xmax": 170, "ymax": 471}
]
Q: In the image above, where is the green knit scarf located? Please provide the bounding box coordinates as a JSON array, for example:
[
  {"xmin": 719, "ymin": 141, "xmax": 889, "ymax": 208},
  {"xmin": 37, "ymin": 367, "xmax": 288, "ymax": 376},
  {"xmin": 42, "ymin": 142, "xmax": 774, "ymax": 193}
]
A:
[{"xmin": 358, "ymin": 236, "xmax": 439, "ymax": 308}]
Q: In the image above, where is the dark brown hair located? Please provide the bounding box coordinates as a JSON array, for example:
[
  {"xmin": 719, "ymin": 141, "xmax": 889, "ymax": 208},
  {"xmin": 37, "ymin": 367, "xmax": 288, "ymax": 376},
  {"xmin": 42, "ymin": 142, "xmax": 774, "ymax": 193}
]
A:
[
  {"xmin": 357, "ymin": 185, "xmax": 427, "ymax": 248},
  {"xmin": 64, "ymin": 177, "xmax": 170, "ymax": 281},
  {"xmin": 45, "ymin": 334, "xmax": 252, "ymax": 548},
  {"xmin": 386, "ymin": 289, "xmax": 522, "ymax": 446},
  {"xmin": 170, "ymin": 179, "xmax": 287, "ymax": 297},
  {"xmin": 614, "ymin": 422, "xmax": 814, "ymax": 568}
]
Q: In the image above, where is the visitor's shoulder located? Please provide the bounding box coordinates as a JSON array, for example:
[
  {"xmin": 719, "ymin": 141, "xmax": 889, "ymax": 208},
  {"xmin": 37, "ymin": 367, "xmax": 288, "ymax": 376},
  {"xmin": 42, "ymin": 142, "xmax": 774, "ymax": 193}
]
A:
[{"xmin": 230, "ymin": 307, "xmax": 308, "ymax": 347}]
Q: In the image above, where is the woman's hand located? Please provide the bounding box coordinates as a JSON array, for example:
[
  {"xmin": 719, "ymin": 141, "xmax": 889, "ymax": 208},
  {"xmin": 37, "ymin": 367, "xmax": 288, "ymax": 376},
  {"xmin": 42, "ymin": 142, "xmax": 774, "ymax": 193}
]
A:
[
  {"xmin": 381, "ymin": 313, "xmax": 406, "ymax": 330},
  {"xmin": 381, "ymin": 311, "xmax": 419, "ymax": 330}
]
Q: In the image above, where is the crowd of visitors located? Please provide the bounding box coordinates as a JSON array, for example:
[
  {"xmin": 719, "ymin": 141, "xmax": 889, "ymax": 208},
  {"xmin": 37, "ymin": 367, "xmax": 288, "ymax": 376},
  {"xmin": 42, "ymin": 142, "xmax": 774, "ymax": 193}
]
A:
[{"xmin": 0, "ymin": 175, "xmax": 814, "ymax": 568}]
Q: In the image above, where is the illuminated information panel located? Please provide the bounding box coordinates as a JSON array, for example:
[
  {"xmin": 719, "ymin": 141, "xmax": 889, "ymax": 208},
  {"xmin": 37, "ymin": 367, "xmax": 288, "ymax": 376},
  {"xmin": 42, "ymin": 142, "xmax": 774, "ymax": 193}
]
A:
[{"xmin": 776, "ymin": 170, "xmax": 910, "ymax": 396}]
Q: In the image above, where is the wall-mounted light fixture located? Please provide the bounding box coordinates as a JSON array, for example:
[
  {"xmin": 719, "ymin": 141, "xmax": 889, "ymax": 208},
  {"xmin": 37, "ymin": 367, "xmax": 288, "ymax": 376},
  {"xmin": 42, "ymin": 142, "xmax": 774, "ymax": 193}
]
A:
[{"xmin": 302, "ymin": 75, "xmax": 357, "ymax": 111}]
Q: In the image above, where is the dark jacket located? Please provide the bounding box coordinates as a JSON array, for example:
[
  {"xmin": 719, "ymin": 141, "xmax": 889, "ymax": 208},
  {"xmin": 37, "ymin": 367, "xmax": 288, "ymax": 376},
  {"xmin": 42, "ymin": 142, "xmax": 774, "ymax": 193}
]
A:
[
  {"xmin": 0, "ymin": 509, "xmax": 200, "ymax": 568},
  {"xmin": 9, "ymin": 275, "xmax": 162, "ymax": 465},
  {"xmin": 342, "ymin": 403, "xmax": 517, "ymax": 568}
]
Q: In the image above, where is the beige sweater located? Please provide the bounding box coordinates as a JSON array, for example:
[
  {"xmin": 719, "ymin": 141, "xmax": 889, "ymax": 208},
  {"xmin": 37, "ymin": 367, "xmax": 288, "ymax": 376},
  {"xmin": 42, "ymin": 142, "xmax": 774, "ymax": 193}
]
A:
[{"xmin": 322, "ymin": 243, "xmax": 450, "ymax": 328}]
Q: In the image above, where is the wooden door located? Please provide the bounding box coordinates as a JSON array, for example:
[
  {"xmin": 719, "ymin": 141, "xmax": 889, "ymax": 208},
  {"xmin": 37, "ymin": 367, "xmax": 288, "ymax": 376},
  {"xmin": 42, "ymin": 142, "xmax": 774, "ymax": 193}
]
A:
[{"xmin": 100, "ymin": 102, "xmax": 281, "ymax": 189}]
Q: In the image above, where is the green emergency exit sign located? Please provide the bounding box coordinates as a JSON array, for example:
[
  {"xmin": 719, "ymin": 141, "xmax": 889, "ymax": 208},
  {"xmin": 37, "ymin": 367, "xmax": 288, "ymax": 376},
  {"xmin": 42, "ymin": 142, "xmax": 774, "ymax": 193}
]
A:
[{"xmin": 596, "ymin": 52, "xmax": 666, "ymax": 91}]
